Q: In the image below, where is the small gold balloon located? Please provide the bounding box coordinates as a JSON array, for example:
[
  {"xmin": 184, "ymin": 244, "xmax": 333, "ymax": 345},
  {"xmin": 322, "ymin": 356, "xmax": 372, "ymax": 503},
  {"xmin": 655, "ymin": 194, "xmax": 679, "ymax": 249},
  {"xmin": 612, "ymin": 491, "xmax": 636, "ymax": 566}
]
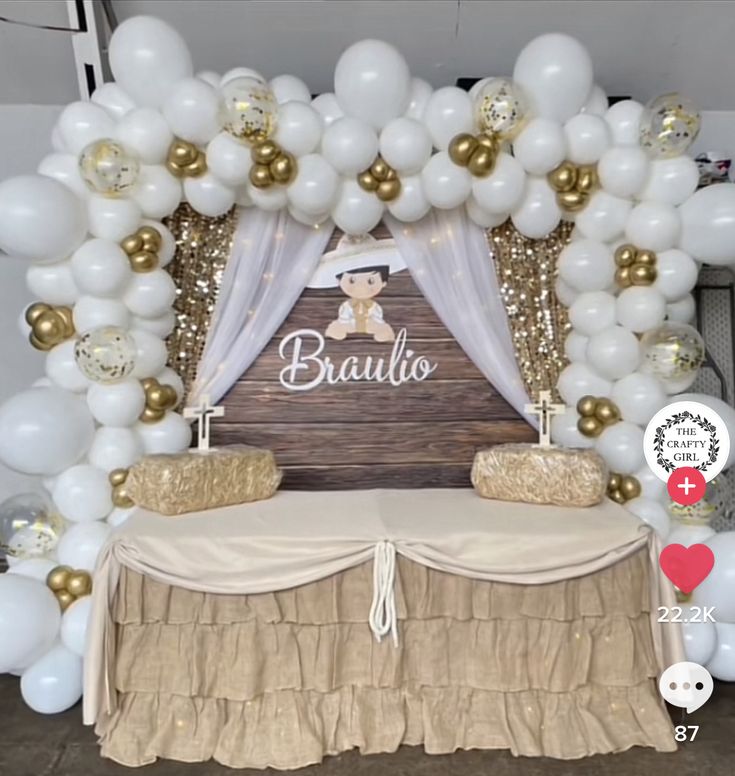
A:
[
  {"xmin": 270, "ymin": 152, "xmax": 296, "ymax": 184},
  {"xmin": 615, "ymin": 266, "xmax": 632, "ymax": 288},
  {"xmin": 610, "ymin": 489, "xmax": 626, "ymax": 505},
  {"xmin": 467, "ymin": 147, "xmax": 496, "ymax": 177},
  {"xmin": 140, "ymin": 406, "xmax": 166, "ymax": 423},
  {"xmin": 614, "ymin": 244, "xmax": 637, "ymax": 267},
  {"xmin": 384, "ymin": 168, "xmax": 397, "ymax": 181},
  {"xmin": 476, "ymin": 133, "xmax": 499, "ymax": 152},
  {"xmin": 376, "ymin": 179, "xmax": 401, "ymax": 202},
  {"xmin": 146, "ymin": 384, "xmax": 177, "ymax": 411},
  {"xmin": 548, "ymin": 162, "xmax": 577, "ymax": 192},
  {"xmin": 25, "ymin": 303, "xmax": 49, "ymax": 325},
  {"xmin": 140, "ymin": 377, "xmax": 157, "ymax": 391},
  {"xmin": 46, "ymin": 565, "xmax": 72, "ymax": 592},
  {"xmin": 129, "ymin": 250, "xmax": 159, "ymax": 273},
  {"xmin": 170, "ymin": 141, "xmax": 198, "ymax": 165},
  {"xmin": 249, "ymin": 163, "xmax": 273, "ymax": 189},
  {"xmin": 66, "ymin": 570, "xmax": 92, "ymax": 598},
  {"xmin": 55, "ymin": 590, "xmax": 75, "ymax": 611},
  {"xmin": 183, "ymin": 155, "xmax": 207, "ymax": 177},
  {"xmin": 635, "ymin": 249, "xmax": 657, "ymax": 266},
  {"xmin": 630, "ymin": 263, "xmax": 657, "ymax": 285},
  {"xmin": 34, "ymin": 314, "xmax": 65, "ymax": 342},
  {"xmin": 578, "ymin": 416, "xmax": 603, "ymax": 437},
  {"xmin": 594, "ymin": 399, "xmax": 620, "ymax": 424},
  {"xmin": 137, "ymin": 226, "xmax": 161, "ymax": 251},
  {"xmin": 357, "ymin": 171, "xmax": 379, "ymax": 192},
  {"xmin": 166, "ymin": 159, "xmax": 185, "ymax": 178},
  {"xmin": 109, "ymin": 468, "xmax": 128, "ymax": 487},
  {"xmin": 576, "ymin": 395, "xmax": 597, "ymax": 417},
  {"xmin": 576, "ymin": 166, "xmax": 598, "ymax": 193},
  {"xmin": 608, "ymin": 473, "xmax": 622, "ymax": 491},
  {"xmin": 121, "ymin": 234, "xmax": 144, "ymax": 255},
  {"xmin": 448, "ymin": 133, "xmax": 479, "ymax": 166},
  {"xmin": 620, "ymin": 476, "xmax": 642, "ymax": 500},
  {"xmin": 252, "ymin": 140, "xmax": 280, "ymax": 165},
  {"xmin": 370, "ymin": 158, "xmax": 390, "ymax": 182},
  {"xmin": 557, "ymin": 190, "xmax": 587, "ymax": 212},
  {"xmin": 112, "ymin": 484, "xmax": 134, "ymax": 509}
]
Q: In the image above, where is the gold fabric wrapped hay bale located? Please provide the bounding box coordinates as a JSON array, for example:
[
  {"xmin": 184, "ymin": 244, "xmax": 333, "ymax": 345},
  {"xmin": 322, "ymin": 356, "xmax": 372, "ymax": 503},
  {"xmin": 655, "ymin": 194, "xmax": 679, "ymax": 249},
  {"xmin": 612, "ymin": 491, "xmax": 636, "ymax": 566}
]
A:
[
  {"xmin": 126, "ymin": 445, "xmax": 282, "ymax": 516},
  {"xmin": 471, "ymin": 443, "xmax": 608, "ymax": 507}
]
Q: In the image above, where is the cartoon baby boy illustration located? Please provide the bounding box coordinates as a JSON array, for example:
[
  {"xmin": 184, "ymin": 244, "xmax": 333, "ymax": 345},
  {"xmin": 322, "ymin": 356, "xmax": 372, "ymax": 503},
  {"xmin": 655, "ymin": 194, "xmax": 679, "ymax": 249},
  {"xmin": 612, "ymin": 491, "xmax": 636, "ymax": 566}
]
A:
[{"xmin": 325, "ymin": 265, "xmax": 395, "ymax": 342}]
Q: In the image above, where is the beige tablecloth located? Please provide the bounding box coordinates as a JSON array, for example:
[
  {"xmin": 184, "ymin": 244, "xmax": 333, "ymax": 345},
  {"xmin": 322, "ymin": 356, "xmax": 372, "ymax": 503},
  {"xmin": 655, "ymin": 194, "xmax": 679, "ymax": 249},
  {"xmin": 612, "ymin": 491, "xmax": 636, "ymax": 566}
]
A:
[{"xmin": 84, "ymin": 488, "xmax": 683, "ymax": 727}]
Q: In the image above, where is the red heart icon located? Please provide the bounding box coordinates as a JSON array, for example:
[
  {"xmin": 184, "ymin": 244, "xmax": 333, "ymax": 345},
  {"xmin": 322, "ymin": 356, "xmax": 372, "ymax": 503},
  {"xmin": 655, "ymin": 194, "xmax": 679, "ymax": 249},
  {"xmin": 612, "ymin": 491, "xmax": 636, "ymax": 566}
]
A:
[{"xmin": 659, "ymin": 543, "xmax": 715, "ymax": 594}]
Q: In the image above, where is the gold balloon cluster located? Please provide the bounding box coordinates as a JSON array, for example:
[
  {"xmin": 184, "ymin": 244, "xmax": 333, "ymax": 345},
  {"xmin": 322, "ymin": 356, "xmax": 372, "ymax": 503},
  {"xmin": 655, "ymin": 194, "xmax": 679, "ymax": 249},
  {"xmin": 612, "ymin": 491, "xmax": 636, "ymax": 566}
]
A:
[
  {"xmin": 576, "ymin": 395, "xmax": 620, "ymax": 438},
  {"xmin": 357, "ymin": 156, "xmax": 401, "ymax": 202},
  {"xmin": 448, "ymin": 132, "xmax": 499, "ymax": 177},
  {"xmin": 547, "ymin": 161, "xmax": 599, "ymax": 212},
  {"xmin": 614, "ymin": 243, "xmax": 657, "ymax": 288},
  {"xmin": 120, "ymin": 225, "xmax": 163, "ymax": 273},
  {"xmin": 25, "ymin": 303, "xmax": 75, "ymax": 351},
  {"xmin": 110, "ymin": 468, "xmax": 134, "ymax": 509},
  {"xmin": 166, "ymin": 139, "xmax": 207, "ymax": 178},
  {"xmin": 140, "ymin": 377, "xmax": 178, "ymax": 423},
  {"xmin": 249, "ymin": 139, "xmax": 297, "ymax": 189},
  {"xmin": 607, "ymin": 473, "xmax": 642, "ymax": 504},
  {"xmin": 46, "ymin": 565, "xmax": 92, "ymax": 611}
]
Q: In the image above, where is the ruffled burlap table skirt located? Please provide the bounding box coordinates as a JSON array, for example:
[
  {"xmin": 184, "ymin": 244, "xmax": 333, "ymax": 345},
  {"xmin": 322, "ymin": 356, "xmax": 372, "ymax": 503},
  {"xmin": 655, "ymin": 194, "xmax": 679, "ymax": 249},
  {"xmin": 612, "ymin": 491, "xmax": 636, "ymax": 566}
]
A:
[{"xmin": 96, "ymin": 548, "xmax": 675, "ymax": 768}]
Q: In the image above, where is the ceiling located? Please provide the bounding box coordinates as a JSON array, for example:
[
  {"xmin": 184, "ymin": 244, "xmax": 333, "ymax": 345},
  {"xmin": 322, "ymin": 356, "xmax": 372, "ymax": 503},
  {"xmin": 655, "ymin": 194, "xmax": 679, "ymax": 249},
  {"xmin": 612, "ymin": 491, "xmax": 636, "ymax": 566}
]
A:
[{"xmin": 1, "ymin": 0, "xmax": 734, "ymax": 108}]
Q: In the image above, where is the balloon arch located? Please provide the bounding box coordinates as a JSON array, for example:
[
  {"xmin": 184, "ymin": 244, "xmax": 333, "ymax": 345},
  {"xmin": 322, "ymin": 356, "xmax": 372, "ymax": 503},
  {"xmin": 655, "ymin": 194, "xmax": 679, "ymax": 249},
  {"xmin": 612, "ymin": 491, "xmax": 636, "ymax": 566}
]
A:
[{"xmin": 2, "ymin": 14, "xmax": 735, "ymax": 711}]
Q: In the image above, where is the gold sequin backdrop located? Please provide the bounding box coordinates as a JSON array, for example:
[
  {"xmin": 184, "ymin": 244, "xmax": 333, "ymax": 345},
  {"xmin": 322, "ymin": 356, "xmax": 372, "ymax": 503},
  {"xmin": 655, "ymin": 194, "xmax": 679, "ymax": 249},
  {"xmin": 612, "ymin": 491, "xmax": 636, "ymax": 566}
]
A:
[{"xmin": 163, "ymin": 206, "xmax": 570, "ymax": 403}]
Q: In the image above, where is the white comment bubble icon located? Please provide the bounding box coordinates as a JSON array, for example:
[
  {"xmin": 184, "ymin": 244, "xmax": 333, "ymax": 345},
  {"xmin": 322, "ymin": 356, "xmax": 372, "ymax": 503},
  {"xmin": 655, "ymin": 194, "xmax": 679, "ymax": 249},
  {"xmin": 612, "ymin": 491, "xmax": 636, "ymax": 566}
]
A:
[{"xmin": 659, "ymin": 662, "xmax": 713, "ymax": 713}]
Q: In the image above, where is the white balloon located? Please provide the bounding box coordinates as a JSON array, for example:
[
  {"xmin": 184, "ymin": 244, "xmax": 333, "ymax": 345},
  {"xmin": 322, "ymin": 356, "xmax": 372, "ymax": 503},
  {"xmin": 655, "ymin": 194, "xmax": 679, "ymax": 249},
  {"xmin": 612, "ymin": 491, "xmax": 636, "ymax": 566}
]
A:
[
  {"xmin": 320, "ymin": 117, "xmax": 379, "ymax": 176},
  {"xmin": 87, "ymin": 194, "xmax": 142, "ymax": 242},
  {"xmin": 124, "ymin": 269, "xmax": 177, "ymax": 319},
  {"xmin": 582, "ymin": 84, "xmax": 608, "ymax": 116},
  {"xmin": 421, "ymin": 151, "xmax": 473, "ymax": 210},
  {"xmin": 56, "ymin": 101, "xmax": 115, "ymax": 154},
  {"xmin": 626, "ymin": 497, "xmax": 670, "ymax": 538},
  {"xmin": 597, "ymin": 146, "xmax": 649, "ymax": 199},
  {"xmin": 676, "ymin": 393, "xmax": 735, "ymax": 470},
  {"xmin": 285, "ymin": 154, "xmax": 338, "ymax": 215},
  {"xmin": 311, "ymin": 92, "xmax": 344, "ymax": 127},
  {"xmin": 611, "ymin": 372, "xmax": 667, "ymax": 425},
  {"xmin": 564, "ymin": 114, "xmax": 611, "ymax": 165},
  {"xmin": 334, "ymin": 39, "xmax": 411, "ymax": 129},
  {"xmin": 707, "ymin": 623, "xmax": 735, "ymax": 681},
  {"xmin": 109, "ymin": 15, "xmax": 193, "ymax": 108},
  {"xmin": 163, "ymin": 77, "xmax": 221, "ymax": 145},
  {"xmin": 0, "ymin": 175, "xmax": 87, "ymax": 263},
  {"xmin": 87, "ymin": 378, "xmax": 146, "ymax": 426},
  {"xmin": 574, "ymin": 191, "xmax": 631, "ymax": 242},
  {"xmin": 406, "ymin": 77, "xmax": 433, "ymax": 120},
  {"xmin": 115, "ymin": 107, "xmax": 173, "ymax": 165},
  {"xmin": 247, "ymin": 183, "xmax": 288, "ymax": 212},
  {"xmin": 634, "ymin": 465, "xmax": 667, "ymax": 502},
  {"xmin": 564, "ymin": 330, "xmax": 589, "ymax": 362},
  {"xmin": 654, "ymin": 249, "xmax": 699, "ymax": 301},
  {"xmin": 691, "ymin": 532, "xmax": 735, "ymax": 621},
  {"xmin": 288, "ymin": 205, "xmax": 329, "ymax": 227},
  {"xmin": 20, "ymin": 643, "xmax": 83, "ymax": 714},
  {"xmin": 423, "ymin": 87, "xmax": 474, "ymax": 149},
  {"xmin": 550, "ymin": 406, "xmax": 596, "ymax": 448},
  {"xmin": 141, "ymin": 219, "xmax": 176, "ymax": 267},
  {"xmin": 130, "ymin": 329, "xmax": 169, "ymax": 377},
  {"xmin": 513, "ymin": 33, "xmax": 593, "ymax": 122},
  {"xmin": 666, "ymin": 294, "xmax": 696, "ymax": 324},
  {"xmin": 604, "ymin": 100, "xmax": 644, "ymax": 146},
  {"xmin": 274, "ymin": 101, "xmax": 322, "ymax": 156},
  {"xmin": 557, "ymin": 362, "xmax": 612, "ymax": 405},
  {"xmin": 568, "ymin": 291, "xmax": 617, "ymax": 336},
  {"xmin": 471, "ymin": 153, "xmax": 526, "ymax": 214},
  {"xmin": 639, "ymin": 156, "xmax": 699, "ymax": 206},
  {"xmin": 132, "ymin": 165, "xmax": 182, "ymax": 219},
  {"xmin": 53, "ymin": 464, "xmax": 112, "ymax": 523},
  {"xmin": 270, "ymin": 74, "xmax": 311, "ymax": 104},
  {"xmin": 558, "ymin": 239, "xmax": 615, "ymax": 292},
  {"xmin": 679, "ymin": 183, "xmax": 735, "ymax": 265},
  {"xmin": 616, "ymin": 286, "xmax": 667, "ymax": 332},
  {"xmin": 221, "ymin": 67, "xmax": 264, "ymax": 86},
  {"xmin": 60, "ymin": 596, "xmax": 92, "ymax": 658},
  {"xmin": 57, "ymin": 520, "xmax": 112, "ymax": 571},
  {"xmin": 586, "ymin": 325, "xmax": 641, "ymax": 379},
  {"xmin": 379, "ymin": 118, "xmax": 432, "ymax": 175},
  {"xmin": 37, "ymin": 153, "xmax": 89, "ymax": 199},
  {"xmin": 183, "ymin": 174, "xmax": 236, "ymax": 217},
  {"xmin": 386, "ymin": 175, "xmax": 431, "ymax": 222},
  {"xmin": 71, "ymin": 239, "xmax": 132, "ymax": 297},
  {"xmin": 26, "ymin": 260, "xmax": 79, "ymax": 306},
  {"xmin": 196, "ymin": 70, "xmax": 221, "ymax": 89},
  {"xmin": 510, "ymin": 177, "xmax": 561, "ymax": 238},
  {"xmin": 625, "ymin": 201, "xmax": 680, "ymax": 252},
  {"xmin": 668, "ymin": 523, "xmax": 716, "ymax": 548},
  {"xmin": 131, "ymin": 310, "xmax": 176, "ymax": 338},
  {"xmin": 465, "ymin": 197, "xmax": 509, "ymax": 229},
  {"xmin": 0, "ymin": 387, "xmax": 94, "ymax": 476},
  {"xmin": 73, "ymin": 296, "xmax": 130, "ymax": 331},
  {"xmin": 135, "ymin": 412, "xmax": 192, "ymax": 454},
  {"xmin": 207, "ymin": 132, "xmax": 254, "ymax": 187},
  {"xmin": 512, "ymin": 118, "xmax": 566, "ymax": 175},
  {"xmin": 0, "ymin": 575, "xmax": 60, "ymax": 673},
  {"xmin": 46, "ymin": 340, "xmax": 91, "ymax": 393},
  {"xmin": 91, "ymin": 82, "xmax": 136, "ymax": 119},
  {"xmin": 7, "ymin": 558, "xmax": 58, "ymax": 583},
  {"xmin": 331, "ymin": 180, "xmax": 384, "ymax": 234},
  {"xmin": 554, "ymin": 277, "xmax": 579, "ymax": 307},
  {"xmin": 88, "ymin": 426, "xmax": 143, "ymax": 472},
  {"xmin": 597, "ymin": 423, "xmax": 646, "ymax": 475}
]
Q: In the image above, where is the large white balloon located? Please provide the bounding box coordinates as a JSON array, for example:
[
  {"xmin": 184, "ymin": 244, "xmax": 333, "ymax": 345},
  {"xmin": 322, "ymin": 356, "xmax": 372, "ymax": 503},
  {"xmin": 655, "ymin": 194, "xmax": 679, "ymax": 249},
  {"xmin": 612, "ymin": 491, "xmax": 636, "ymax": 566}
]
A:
[
  {"xmin": 421, "ymin": 152, "xmax": 473, "ymax": 210},
  {"xmin": 0, "ymin": 388, "xmax": 94, "ymax": 476},
  {"xmin": 597, "ymin": 146, "xmax": 649, "ymax": 199},
  {"xmin": 386, "ymin": 175, "xmax": 431, "ymax": 222},
  {"xmin": 471, "ymin": 153, "xmax": 526, "ymax": 214},
  {"xmin": 52, "ymin": 464, "xmax": 113, "ymax": 523},
  {"xmin": 88, "ymin": 426, "xmax": 143, "ymax": 472},
  {"xmin": 132, "ymin": 165, "xmax": 183, "ymax": 219},
  {"xmin": 274, "ymin": 102, "xmax": 322, "ymax": 157},
  {"xmin": 87, "ymin": 378, "xmax": 146, "ymax": 426},
  {"xmin": 334, "ymin": 39, "xmax": 411, "ymax": 129},
  {"xmin": 73, "ymin": 296, "xmax": 130, "ymax": 331},
  {"xmin": 71, "ymin": 239, "xmax": 132, "ymax": 298},
  {"xmin": 321, "ymin": 118, "xmax": 379, "ymax": 176},
  {"xmin": 206, "ymin": 132, "xmax": 252, "ymax": 186},
  {"xmin": 57, "ymin": 520, "xmax": 112, "ymax": 571},
  {"xmin": 20, "ymin": 643, "xmax": 83, "ymax": 714},
  {"xmin": 611, "ymin": 372, "xmax": 667, "ymax": 425},
  {"xmin": 596, "ymin": 422, "xmax": 645, "ymax": 474},
  {"xmin": 557, "ymin": 362, "xmax": 612, "ymax": 405},
  {"xmin": 0, "ymin": 175, "xmax": 87, "ymax": 263},
  {"xmin": 26, "ymin": 260, "xmax": 78, "ymax": 306},
  {"xmin": 379, "ymin": 117, "xmax": 432, "ymax": 175},
  {"xmin": 0, "ymin": 575, "xmax": 60, "ymax": 673},
  {"xmin": 616, "ymin": 286, "xmax": 667, "ymax": 332},
  {"xmin": 586, "ymin": 325, "xmax": 641, "ymax": 379},
  {"xmin": 510, "ymin": 177, "xmax": 561, "ymax": 239},
  {"xmin": 513, "ymin": 33, "xmax": 593, "ymax": 122},
  {"xmin": 707, "ymin": 623, "xmax": 735, "ymax": 682},
  {"xmin": 639, "ymin": 156, "xmax": 699, "ymax": 206},
  {"xmin": 654, "ymin": 249, "xmax": 698, "ymax": 301},
  {"xmin": 423, "ymin": 87, "xmax": 474, "ymax": 150},
  {"xmin": 109, "ymin": 16, "xmax": 193, "ymax": 108},
  {"xmin": 604, "ymin": 100, "xmax": 644, "ymax": 146},
  {"xmin": 163, "ymin": 77, "xmax": 221, "ymax": 145},
  {"xmin": 625, "ymin": 201, "xmax": 680, "ymax": 252},
  {"xmin": 564, "ymin": 114, "xmax": 611, "ymax": 165},
  {"xmin": 676, "ymin": 393, "xmax": 735, "ymax": 470},
  {"xmin": 558, "ymin": 239, "xmax": 615, "ymax": 292},
  {"xmin": 60, "ymin": 597, "xmax": 92, "ymax": 658},
  {"xmin": 288, "ymin": 154, "xmax": 340, "ymax": 215},
  {"xmin": 679, "ymin": 183, "xmax": 735, "ymax": 265},
  {"xmin": 87, "ymin": 195, "xmax": 142, "ymax": 242},
  {"xmin": 331, "ymin": 180, "xmax": 384, "ymax": 234},
  {"xmin": 135, "ymin": 412, "xmax": 192, "ymax": 454},
  {"xmin": 568, "ymin": 291, "xmax": 617, "ymax": 336},
  {"xmin": 115, "ymin": 107, "xmax": 174, "ymax": 164},
  {"xmin": 574, "ymin": 191, "xmax": 631, "ymax": 242},
  {"xmin": 512, "ymin": 118, "xmax": 566, "ymax": 176},
  {"xmin": 38, "ymin": 153, "xmax": 89, "ymax": 200},
  {"xmin": 46, "ymin": 340, "xmax": 91, "ymax": 393},
  {"xmin": 55, "ymin": 101, "xmax": 115, "ymax": 154}
]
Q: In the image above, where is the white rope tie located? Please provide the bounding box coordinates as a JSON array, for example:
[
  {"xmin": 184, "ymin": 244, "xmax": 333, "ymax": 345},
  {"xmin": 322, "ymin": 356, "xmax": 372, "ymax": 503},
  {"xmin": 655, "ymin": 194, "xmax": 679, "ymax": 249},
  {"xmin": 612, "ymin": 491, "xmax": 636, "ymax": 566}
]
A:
[{"xmin": 368, "ymin": 540, "xmax": 398, "ymax": 647}]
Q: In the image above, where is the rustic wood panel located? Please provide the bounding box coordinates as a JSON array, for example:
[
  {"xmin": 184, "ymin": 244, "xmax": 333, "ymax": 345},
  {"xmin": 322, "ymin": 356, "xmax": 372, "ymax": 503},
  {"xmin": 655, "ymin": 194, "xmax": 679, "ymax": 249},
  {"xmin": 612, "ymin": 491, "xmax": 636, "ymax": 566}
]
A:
[{"xmin": 280, "ymin": 463, "xmax": 475, "ymax": 490}]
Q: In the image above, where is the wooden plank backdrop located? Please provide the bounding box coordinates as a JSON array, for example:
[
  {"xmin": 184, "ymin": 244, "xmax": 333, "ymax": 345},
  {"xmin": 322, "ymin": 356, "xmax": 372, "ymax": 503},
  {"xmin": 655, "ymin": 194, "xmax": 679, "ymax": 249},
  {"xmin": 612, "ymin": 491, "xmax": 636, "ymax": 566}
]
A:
[{"xmin": 212, "ymin": 226, "xmax": 535, "ymax": 488}]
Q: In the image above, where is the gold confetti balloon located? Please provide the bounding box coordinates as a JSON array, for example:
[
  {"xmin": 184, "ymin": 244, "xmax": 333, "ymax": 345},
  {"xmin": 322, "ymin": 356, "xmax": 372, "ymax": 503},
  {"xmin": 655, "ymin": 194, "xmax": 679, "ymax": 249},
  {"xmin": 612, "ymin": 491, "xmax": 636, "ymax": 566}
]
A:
[
  {"xmin": 474, "ymin": 78, "xmax": 528, "ymax": 140},
  {"xmin": 0, "ymin": 492, "xmax": 64, "ymax": 560},
  {"xmin": 79, "ymin": 139, "xmax": 140, "ymax": 196},
  {"xmin": 639, "ymin": 92, "xmax": 701, "ymax": 159},
  {"xmin": 639, "ymin": 322, "xmax": 705, "ymax": 382},
  {"xmin": 220, "ymin": 76, "xmax": 277, "ymax": 144},
  {"xmin": 74, "ymin": 326, "xmax": 137, "ymax": 384},
  {"xmin": 669, "ymin": 472, "xmax": 731, "ymax": 525}
]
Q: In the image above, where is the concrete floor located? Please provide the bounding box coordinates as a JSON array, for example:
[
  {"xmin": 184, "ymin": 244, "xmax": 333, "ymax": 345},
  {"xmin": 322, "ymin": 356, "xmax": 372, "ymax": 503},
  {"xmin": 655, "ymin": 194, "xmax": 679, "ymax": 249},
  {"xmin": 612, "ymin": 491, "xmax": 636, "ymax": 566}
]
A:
[{"xmin": 2, "ymin": 674, "xmax": 735, "ymax": 776}]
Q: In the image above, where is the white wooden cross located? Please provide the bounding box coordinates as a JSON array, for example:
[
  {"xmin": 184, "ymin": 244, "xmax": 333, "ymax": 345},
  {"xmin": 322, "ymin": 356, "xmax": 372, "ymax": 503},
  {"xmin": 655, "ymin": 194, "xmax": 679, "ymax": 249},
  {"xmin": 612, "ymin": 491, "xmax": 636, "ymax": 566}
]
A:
[
  {"xmin": 524, "ymin": 390, "xmax": 566, "ymax": 448},
  {"xmin": 183, "ymin": 395, "xmax": 224, "ymax": 452}
]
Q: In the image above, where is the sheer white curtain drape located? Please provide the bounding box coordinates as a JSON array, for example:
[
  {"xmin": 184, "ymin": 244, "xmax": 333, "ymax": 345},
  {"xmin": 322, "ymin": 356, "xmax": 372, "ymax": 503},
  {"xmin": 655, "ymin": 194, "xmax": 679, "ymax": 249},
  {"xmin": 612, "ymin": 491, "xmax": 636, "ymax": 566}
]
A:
[
  {"xmin": 191, "ymin": 208, "xmax": 333, "ymax": 404},
  {"xmin": 385, "ymin": 209, "xmax": 533, "ymax": 425}
]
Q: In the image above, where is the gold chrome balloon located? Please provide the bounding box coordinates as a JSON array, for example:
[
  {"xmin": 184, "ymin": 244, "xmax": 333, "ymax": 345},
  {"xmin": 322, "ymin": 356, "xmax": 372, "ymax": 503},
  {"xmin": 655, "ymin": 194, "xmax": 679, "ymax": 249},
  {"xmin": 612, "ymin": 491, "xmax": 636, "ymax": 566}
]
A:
[
  {"xmin": 448, "ymin": 133, "xmax": 479, "ymax": 166},
  {"xmin": 467, "ymin": 147, "xmax": 496, "ymax": 177},
  {"xmin": 66, "ymin": 570, "xmax": 92, "ymax": 598},
  {"xmin": 576, "ymin": 395, "xmax": 597, "ymax": 417},
  {"xmin": 79, "ymin": 138, "xmax": 140, "ymax": 196},
  {"xmin": 121, "ymin": 226, "xmax": 162, "ymax": 273},
  {"xmin": 121, "ymin": 233, "xmax": 144, "ymax": 255},
  {"xmin": 548, "ymin": 162, "xmax": 577, "ymax": 192},
  {"xmin": 166, "ymin": 140, "xmax": 206, "ymax": 178},
  {"xmin": 557, "ymin": 190, "xmax": 587, "ymax": 212},
  {"xmin": 576, "ymin": 165, "xmax": 598, "ymax": 193},
  {"xmin": 635, "ymin": 249, "xmax": 656, "ymax": 266},
  {"xmin": 620, "ymin": 476, "xmax": 642, "ymax": 501},
  {"xmin": 139, "ymin": 378, "xmax": 178, "ymax": 423},
  {"xmin": 594, "ymin": 399, "xmax": 620, "ymax": 424},
  {"xmin": 614, "ymin": 244, "xmax": 637, "ymax": 267},
  {"xmin": 370, "ymin": 158, "xmax": 390, "ymax": 182},
  {"xmin": 270, "ymin": 152, "xmax": 296, "ymax": 185},
  {"xmin": 46, "ymin": 565, "xmax": 72, "ymax": 592},
  {"xmin": 615, "ymin": 266, "xmax": 632, "ymax": 288},
  {"xmin": 608, "ymin": 473, "xmax": 621, "ymax": 492},
  {"xmin": 129, "ymin": 250, "xmax": 159, "ymax": 273},
  {"xmin": 578, "ymin": 416, "xmax": 603, "ymax": 437},
  {"xmin": 376, "ymin": 178, "xmax": 401, "ymax": 202},
  {"xmin": 249, "ymin": 163, "xmax": 273, "ymax": 189},
  {"xmin": 630, "ymin": 263, "xmax": 657, "ymax": 286},
  {"xmin": 357, "ymin": 170, "xmax": 379, "ymax": 192},
  {"xmin": 26, "ymin": 303, "xmax": 75, "ymax": 351},
  {"xmin": 136, "ymin": 226, "xmax": 162, "ymax": 251},
  {"xmin": 109, "ymin": 468, "xmax": 129, "ymax": 487},
  {"xmin": 252, "ymin": 140, "xmax": 280, "ymax": 165},
  {"xmin": 112, "ymin": 483, "xmax": 134, "ymax": 509},
  {"xmin": 55, "ymin": 590, "xmax": 75, "ymax": 611}
]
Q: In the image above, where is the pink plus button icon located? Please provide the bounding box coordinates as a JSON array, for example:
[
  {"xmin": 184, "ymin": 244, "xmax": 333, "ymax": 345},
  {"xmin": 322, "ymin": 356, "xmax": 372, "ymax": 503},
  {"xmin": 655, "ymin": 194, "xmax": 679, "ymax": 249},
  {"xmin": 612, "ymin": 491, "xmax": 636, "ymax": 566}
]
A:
[{"xmin": 667, "ymin": 467, "xmax": 706, "ymax": 506}]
